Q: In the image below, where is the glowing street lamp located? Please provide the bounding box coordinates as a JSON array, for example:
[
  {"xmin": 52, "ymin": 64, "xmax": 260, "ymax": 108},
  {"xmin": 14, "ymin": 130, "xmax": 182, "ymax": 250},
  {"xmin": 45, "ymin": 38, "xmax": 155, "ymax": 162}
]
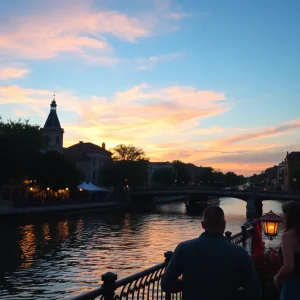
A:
[
  {"xmin": 259, "ymin": 210, "xmax": 282, "ymax": 240},
  {"xmin": 47, "ymin": 187, "xmax": 50, "ymax": 191}
]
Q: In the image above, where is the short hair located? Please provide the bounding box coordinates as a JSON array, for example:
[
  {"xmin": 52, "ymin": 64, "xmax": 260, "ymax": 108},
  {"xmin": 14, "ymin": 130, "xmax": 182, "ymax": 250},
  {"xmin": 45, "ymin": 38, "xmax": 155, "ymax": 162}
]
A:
[{"xmin": 203, "ymin": 206, "xmax": 225, "ymax": 227}]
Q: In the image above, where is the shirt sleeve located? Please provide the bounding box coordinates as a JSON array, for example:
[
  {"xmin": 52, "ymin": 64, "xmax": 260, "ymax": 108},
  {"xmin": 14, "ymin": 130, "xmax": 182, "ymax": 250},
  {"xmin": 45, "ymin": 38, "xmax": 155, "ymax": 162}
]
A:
[
  {"xmin": 161, "ymin": 244, "xmax": 183, "ymax": 293},
  {"xmin": 240, "ymin": 249, "xmax": 262, "ymax": 300}
]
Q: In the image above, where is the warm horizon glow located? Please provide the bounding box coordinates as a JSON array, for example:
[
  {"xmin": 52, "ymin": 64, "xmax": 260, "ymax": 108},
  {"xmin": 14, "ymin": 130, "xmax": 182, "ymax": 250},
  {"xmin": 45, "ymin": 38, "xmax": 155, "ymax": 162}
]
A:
[{"xmin": 1, "ymin": 0, "xmax": 300, "ymax": 176}]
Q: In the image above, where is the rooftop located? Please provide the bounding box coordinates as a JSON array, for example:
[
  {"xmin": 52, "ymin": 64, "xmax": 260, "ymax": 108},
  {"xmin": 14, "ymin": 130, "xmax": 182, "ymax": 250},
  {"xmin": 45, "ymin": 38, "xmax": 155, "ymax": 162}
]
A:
[
  {"xmin": 64, "ymin": 141, "xmax": 111, "ymax": 160},
  {"xmin": 44, "ymin": 110, "xmax": 61, "ymax": 128},
  {"xmin": 286, "ymin": 151, "xmax": 300, "ymax": 162}
]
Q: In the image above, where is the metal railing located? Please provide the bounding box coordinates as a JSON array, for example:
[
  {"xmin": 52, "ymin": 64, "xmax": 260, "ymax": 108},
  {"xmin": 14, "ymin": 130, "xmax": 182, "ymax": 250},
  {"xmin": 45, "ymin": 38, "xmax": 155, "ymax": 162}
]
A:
[
  {"xmin": 72, "ymin": 251, "xmax": 176, "ymax": 300},
  {"xmin": 72, "ymin": 225, "xmax": 254, "ymax": 300},
  {"xmin": 225, "ymin": 224, "xmax": 254, "ymax": 254}
]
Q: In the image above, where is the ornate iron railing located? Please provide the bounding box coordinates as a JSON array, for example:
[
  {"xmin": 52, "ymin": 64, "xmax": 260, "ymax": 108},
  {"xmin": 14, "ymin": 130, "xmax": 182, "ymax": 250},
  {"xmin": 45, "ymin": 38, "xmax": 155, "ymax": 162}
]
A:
[
  {"xmin": 225, "ymin": 224, "xmax": 254, "ymax": 254},
  {"xmin": 72, "ymin": 251, "xmax": 176, "ymax": 300},
  {"xmin": 72, "ymin": 225, "xmax": 254, "ymax": 300}
]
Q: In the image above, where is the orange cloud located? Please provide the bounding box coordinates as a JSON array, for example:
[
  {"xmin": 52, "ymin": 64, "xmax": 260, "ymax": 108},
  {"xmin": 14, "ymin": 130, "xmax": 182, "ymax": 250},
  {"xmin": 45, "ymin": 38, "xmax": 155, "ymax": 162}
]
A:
[
  {"xmin": 0, "ymin": 67, "xmax": 30, "ymax": 80},
  {"xmin": 221, "ymin": 121, "xmax": 300, "ymax": 144},
  {"xmin": 0, "ymin": 85, "xmax": 78, "ymax": 117},
  {"xmin": 68, "ymin": 84, "xmax": 228, "ymax": 142}
]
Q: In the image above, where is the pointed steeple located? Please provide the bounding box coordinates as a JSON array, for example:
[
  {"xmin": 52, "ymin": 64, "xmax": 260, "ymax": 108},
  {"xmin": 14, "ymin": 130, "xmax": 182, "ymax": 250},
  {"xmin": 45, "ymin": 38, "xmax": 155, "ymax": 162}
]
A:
[
  {"xmin": 44, "ymin": 92, "xmax": 61, "ymax": 128},
  {"xmin": 42, "ymin": 93, "xmax": 64, "ymax": 153}
]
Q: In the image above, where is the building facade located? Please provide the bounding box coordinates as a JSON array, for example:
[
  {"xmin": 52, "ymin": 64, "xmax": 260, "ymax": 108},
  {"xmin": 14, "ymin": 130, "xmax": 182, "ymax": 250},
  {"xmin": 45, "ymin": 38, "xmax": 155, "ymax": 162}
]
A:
[
  {"xmin": 277, "ymin": 162, "xmax": 284, "ymax": 189},
  {"xmin": 284, "ymin": 151, "xmax": 300, "ymax": 190},
  {"xmin": 64, "ymin": 142, "xmax": 112, "ymax": 184}
]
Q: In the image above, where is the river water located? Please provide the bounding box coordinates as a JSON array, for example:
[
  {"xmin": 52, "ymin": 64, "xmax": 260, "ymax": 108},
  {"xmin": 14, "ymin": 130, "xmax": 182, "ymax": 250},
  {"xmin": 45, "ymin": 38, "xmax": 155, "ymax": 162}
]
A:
[{"xmin": 0, "ymin": 198, "xmax": 283, "ymax": 299}]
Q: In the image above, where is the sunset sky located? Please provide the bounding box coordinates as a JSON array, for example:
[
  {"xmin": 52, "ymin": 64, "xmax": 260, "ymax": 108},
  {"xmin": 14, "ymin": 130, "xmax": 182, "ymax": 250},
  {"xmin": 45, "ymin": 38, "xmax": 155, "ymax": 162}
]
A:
[{"xmin": 1, "ymin": 0, "xmax": 300, "ymax": 176}]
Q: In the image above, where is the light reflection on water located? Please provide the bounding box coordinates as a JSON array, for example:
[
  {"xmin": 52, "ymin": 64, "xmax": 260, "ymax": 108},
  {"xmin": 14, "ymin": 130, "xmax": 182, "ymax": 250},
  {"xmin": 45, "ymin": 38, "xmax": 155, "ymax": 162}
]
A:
[{"xmin": 0, "ymin": 198, "xmax": 284, "ymax": 299}]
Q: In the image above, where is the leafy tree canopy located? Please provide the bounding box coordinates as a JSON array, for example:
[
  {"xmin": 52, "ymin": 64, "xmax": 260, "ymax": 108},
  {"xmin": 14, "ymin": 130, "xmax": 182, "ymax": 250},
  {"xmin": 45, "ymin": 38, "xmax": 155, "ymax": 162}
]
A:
[
  {"xmin": 152, "ymin": 168, "xmax": 176, "ymax": 185},
  {"xmin": 102, "ymin": 160, "xmax": 148, "ymax": 189},
  {"xmin": 172, "ymin": 160, "xmax": 191, "ymax": 183},
  {"xmin": 31, "ymin": 151, "xmax": 82, "ymax": 191},
  {"xmin": 0, "ymin": 117, "xmax": 45, "ymax": 187},
  {"xmin": 111, "ymin": 144, "xmax": 149, "ymax": 161}
]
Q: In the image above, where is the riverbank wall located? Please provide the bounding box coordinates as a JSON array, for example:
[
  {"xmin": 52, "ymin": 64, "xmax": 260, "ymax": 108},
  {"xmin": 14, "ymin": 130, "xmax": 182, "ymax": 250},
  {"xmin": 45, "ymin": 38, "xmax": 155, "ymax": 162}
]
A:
[{"xmin": 0, "ymin": 201, "xmax": 121, "ymax": 221}]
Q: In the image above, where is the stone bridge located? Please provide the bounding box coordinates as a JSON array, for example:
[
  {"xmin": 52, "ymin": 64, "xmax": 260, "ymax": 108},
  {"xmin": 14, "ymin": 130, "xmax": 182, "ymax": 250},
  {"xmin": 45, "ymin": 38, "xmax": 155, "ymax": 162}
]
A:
[{"xmin": 126, "ymin": 188, "xmax": 300, "ymax": 217}]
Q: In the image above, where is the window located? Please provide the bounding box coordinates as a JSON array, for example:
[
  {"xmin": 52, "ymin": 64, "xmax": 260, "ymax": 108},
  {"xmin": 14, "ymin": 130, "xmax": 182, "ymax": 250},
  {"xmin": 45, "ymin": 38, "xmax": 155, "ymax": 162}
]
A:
[
  {"xmin": 92, "ymin": 171, "xmax": 96, "ymax": 183},
  {"xmin": 92, "ymin": 156, "xmax": 97, "ymax": 166},
  {"xmin": 99, "ymin": 159, "xmax": 104, "ymax": 167},
  {"xmin": 56, "ymin": 136, "xmax": 60, "ymax": 144}
]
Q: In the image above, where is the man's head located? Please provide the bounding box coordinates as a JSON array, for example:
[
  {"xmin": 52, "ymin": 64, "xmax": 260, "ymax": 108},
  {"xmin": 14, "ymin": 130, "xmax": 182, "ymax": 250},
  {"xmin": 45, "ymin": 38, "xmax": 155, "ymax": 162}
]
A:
[{"xmin": 201, "ymin": 206, "xmax": 226, "ymax": 234}]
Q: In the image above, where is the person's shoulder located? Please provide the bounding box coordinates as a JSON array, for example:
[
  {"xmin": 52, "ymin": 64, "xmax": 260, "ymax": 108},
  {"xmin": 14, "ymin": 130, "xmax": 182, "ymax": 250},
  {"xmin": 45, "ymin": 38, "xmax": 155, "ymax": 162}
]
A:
[
  {"xmin": 283, "ymin": 229, "xmax": 295, "ymax": 236},
  {"xmin": 176, "ymin": 237, "xmax": 200, "ymax": 249},
  {"xmin": 281, "ymin": 230, "xmax": 296, "ymax": 242},
  {"xmin": 226, "ymin": 241, "xmax": 249, "ymax": 257}
]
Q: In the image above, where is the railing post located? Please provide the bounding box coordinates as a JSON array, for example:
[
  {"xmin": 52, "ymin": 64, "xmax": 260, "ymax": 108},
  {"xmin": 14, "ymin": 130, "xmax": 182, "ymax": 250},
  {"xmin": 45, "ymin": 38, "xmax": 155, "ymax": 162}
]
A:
[
  {"xmin": 164, "ymin": 251, "xmax": 173, "ymax": 300},
  {"xmin": 225, "ymin": 231, "xmax": 232, "ymax": 241},
  {"xmin": 101, "ymin": 272, "xmax": 117, "ymax": 300},
  {"xmin": 164, "ymin": 251, "xmax": 173, "ymax": 264},
  {"xmin": 241, "ymin": 225, "xmax": 247, "ymax": 248}
]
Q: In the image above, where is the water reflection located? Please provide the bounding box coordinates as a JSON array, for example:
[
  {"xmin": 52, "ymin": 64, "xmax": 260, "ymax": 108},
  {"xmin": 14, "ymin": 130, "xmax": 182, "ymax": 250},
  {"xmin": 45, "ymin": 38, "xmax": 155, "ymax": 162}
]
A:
[
  {"xmin": 42, "ymin": 223, "xmax": 51, "ymax": 243},
  {"xmin": 19, "ymin": 225, "xmax": 36, "ymax": 269},
  {"xmin": 56, "ymin": 220, "xmax": 69, "ymax": 241},
  {"xmin": 0, "ymin": 198, "xmax": 284, "ymax": 299}
]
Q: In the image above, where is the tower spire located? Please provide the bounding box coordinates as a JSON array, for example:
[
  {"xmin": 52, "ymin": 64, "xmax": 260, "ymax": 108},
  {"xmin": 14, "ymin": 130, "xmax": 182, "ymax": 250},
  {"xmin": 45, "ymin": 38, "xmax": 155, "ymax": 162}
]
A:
[
  {"xmin": 43, "ymin": 94, "xmax": 64, "ymax": 153},
  {"xmin": 51, "ymin": 92, "xmax": 57, "ymax": 110}
]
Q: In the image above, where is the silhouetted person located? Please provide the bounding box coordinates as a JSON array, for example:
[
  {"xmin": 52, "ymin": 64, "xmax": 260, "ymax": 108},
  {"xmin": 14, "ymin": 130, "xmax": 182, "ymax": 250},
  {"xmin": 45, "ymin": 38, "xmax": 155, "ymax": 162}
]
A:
[
  {"xmin": 161, "ymin": 206, "xmax": 261, "ymax": 300},
  {"xmin": 274, "ymin": 201, "xmax": 300, "ymax": 299}
]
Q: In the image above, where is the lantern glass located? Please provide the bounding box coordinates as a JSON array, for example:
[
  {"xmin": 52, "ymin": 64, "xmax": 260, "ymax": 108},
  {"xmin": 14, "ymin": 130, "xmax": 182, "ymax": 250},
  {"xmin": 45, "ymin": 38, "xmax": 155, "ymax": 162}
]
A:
[
  {"xmin": 259, "ymin": 210, "xmax": 282, "ymax": 240},
  {"xmin": 262, "ymin": 221, "xmax": 280, "ymax": 239}
]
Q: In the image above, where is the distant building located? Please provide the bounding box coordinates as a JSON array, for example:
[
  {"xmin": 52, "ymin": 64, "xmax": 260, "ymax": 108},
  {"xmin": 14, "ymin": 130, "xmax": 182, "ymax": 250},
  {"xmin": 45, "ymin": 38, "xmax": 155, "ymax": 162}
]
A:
[
  {"xmin": 147, "ymin": 162, "xmax": 204, "ymax": 187},
  {"xmin": 264, "ymin": 165, "xmax": 278, "ymax": 188},
  {"xmin": 277, "ymin": 162, "xmax": 284, "ymax": 189},
  {"xmin": 284, "ymin": 151, "xmax": 300, "ymax": 190},
  {"xmin": 148, "ymin": 162, "xmax": 174, "ymax": 187},
  {"xmin": 185, "ymin": 163, "xmax": 204, "ymax": 184},
  {"xmin": 41, "ymin": 95, "xmax": 64, "ymax": 153},
  {"xmin": 64, "ymin": 142, "xmax": 112, "ymax": 184}
]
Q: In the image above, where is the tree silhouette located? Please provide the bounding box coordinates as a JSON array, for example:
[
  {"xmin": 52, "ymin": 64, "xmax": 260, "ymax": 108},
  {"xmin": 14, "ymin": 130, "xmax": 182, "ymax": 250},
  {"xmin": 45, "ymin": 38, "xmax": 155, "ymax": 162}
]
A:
[
  {"xmin": 0, "ymin": 117, "xmax": 45, "ymax": 187},
  {"xmin": 152, "ymin": 168, "xmax": 176, "ymax": 185},
  {"xmin": 111, "ymin": 144, "xmax": 148, "ymax": 161},
  {"xmin": 31, "ymin": 151, "xmax": 82, "ymax": 191}
]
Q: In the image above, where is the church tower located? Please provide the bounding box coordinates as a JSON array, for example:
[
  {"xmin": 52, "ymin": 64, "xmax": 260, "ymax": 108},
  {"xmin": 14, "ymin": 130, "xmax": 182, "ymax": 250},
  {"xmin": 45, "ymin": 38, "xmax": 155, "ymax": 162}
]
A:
[{"xmin": 42, "ymin": 94, "xmax": 64, "ymax": 153}]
